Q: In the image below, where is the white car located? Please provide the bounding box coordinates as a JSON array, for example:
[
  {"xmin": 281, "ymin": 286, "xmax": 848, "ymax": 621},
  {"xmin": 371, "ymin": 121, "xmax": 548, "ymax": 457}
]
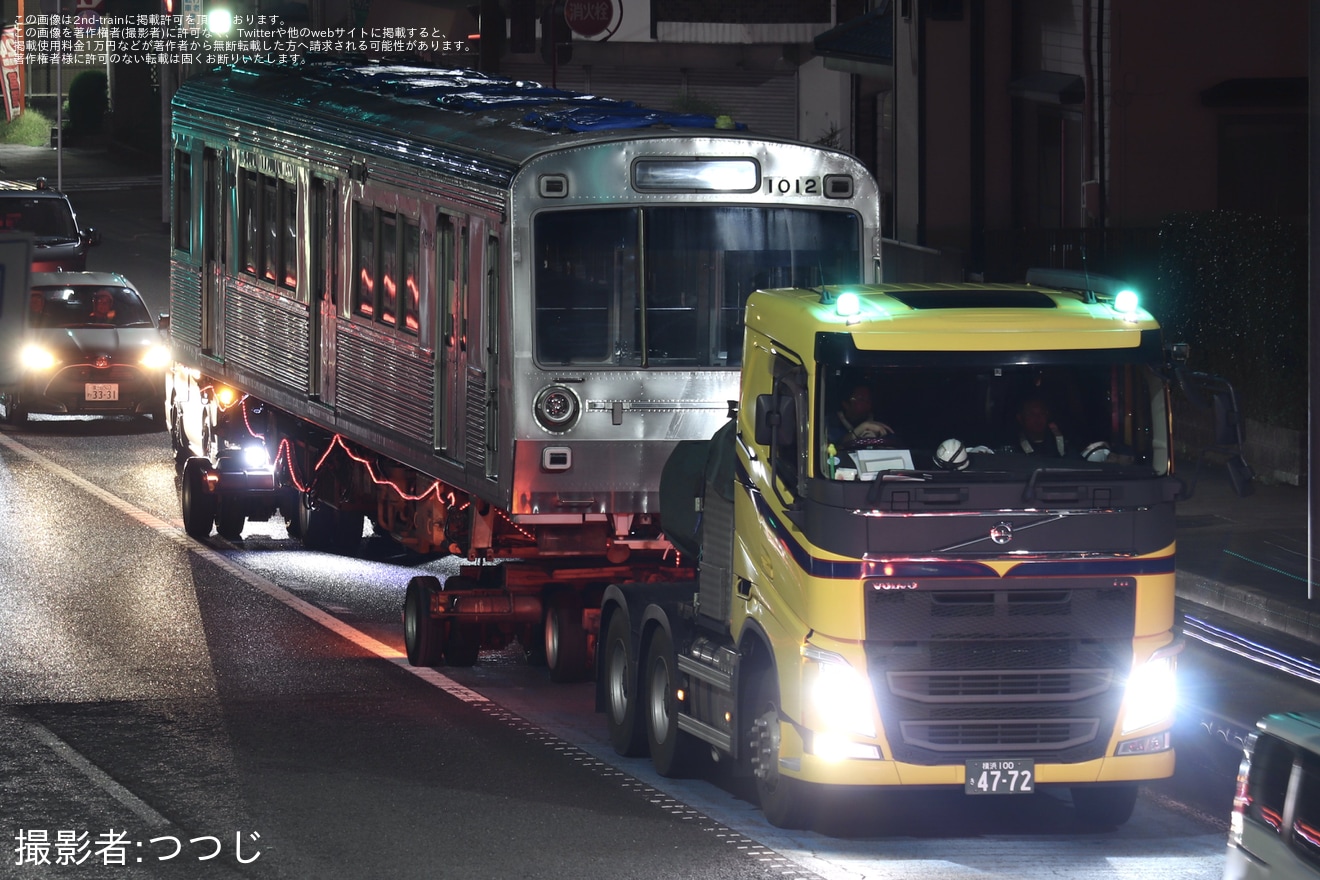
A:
[
  {"xmin": 2, "ymin": 271, "xmax": 170, "ymax": 426},
  {"xmin": 1225, "ymin": 711, "xmax": 1320, "ymax": 879}
]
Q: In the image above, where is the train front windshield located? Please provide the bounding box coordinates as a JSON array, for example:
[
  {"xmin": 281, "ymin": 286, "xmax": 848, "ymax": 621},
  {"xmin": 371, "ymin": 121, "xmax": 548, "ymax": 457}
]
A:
[{"xmin": 534, "ymin": 206, "xmax": 862, "ymax": 367}]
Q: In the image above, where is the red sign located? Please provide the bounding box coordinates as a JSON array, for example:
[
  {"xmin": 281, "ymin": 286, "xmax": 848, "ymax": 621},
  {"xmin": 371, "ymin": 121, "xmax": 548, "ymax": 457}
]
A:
[
  {"xmin": 563, "ymin": 0, "xmax": 613, "ymax": 38},
  {"xmin": 0, "ymin": 28, "xmax": 22, "ymax": 122}
]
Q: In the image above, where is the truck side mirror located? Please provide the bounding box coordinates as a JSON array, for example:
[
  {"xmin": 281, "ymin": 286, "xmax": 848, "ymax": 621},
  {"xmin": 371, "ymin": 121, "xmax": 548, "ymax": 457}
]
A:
[
  {"xmin": 753, "ymin": 392, "xmax": 795, "ymax": 448},
  {"xmin": 754, "ymin": 393, "xmax": 774, "ymax": 445}
]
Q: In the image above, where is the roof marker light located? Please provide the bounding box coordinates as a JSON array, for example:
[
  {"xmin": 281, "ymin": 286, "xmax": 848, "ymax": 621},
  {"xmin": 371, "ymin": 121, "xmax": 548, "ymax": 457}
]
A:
[
  {"xmin": 1114, "ymin": 288, "xmax": 1140, "ymax": 316},
  {"xmin": 835, "ymin": 291, "xmax": 861, "ymax": 318}
]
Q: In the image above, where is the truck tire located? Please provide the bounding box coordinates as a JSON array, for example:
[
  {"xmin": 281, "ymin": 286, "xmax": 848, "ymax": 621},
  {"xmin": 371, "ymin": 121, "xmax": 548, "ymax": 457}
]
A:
[
  {"xmin": 215, "ymin": 499, "xmax": 245, "ymax": 541},
  {"xmin": 644, "ymin": 627, "xmax": 698, "ymax": 777},
  {"xmin": 750, "ymin": 670, "xmax": 814, "ymax": 829},
  {"xmin": 180, "ymin": 457, "xmax": 217, "ymax": 540},
  {"xmin": 1071, "ymin": 783, "xmax": 1139, "ymax": 828},
  {"xmin": 604, "ymin": 612, "xmax": 645, "ymax": 756},
  {"xmin": 404, "ymin": 576, "xmax": 443, "ymax": 667},
  {"xmin": 545, "ymin": 591, "xmax": 588, "ymax": 682}
]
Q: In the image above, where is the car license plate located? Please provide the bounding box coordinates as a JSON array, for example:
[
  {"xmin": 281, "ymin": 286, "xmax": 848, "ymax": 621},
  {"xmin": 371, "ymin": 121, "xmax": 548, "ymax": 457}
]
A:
[
  {"xmin": 965, "ymin": 758, "xmax": 1034, "ymax": 794},
  {"xmin": 85, "ymin": 383, "xmax": 119, "ymax": 401}
]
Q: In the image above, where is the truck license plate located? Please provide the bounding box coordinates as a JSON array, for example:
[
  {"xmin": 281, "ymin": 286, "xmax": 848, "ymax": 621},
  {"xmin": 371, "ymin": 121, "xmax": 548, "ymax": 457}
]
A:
[
  {"xmin": 85, "ymin": 383, "xmax": 119, "ymax": 401},
  {"xmin": 965, "ymin": 758, "xmax": 1034, "ymax": 794}
]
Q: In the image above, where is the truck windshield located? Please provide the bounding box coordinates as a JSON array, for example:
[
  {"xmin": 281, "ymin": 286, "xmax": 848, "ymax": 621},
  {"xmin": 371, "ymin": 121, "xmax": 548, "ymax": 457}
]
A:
[
  {"xmin": 533, "ymin": 206, "xmax": 862, "ymax": 367},
  {"xmin": 819, "ymin": 359, "xmax": 1169, "ymax": 479}
]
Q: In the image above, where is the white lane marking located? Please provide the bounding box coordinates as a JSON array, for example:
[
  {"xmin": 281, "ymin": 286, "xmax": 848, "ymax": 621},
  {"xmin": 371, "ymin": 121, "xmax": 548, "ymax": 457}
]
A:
[
  {"xmin": 4, "ymin": 709, "xmax": 171, "ymax": 829},
  {"xmin": 0, "ymin": 433, "xmax": 492, "ymax": 708}
]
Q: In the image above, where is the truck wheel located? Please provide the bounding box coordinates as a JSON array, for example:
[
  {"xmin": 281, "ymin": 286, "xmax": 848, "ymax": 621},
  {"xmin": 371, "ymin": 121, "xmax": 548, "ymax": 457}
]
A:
[
  {"xmin": 3, "ymin": 393, "xmax": 27, "ymax": 425},
  {"xmin": 750, "ymin": 670, "xmax": 814, "ymax": 829},
  {"xmin": 644, "ymin": 627, "xmax": 697, "ymax": 777},
  {"xmin": 403, "ymin": 576, "xmax": 443, "ymax": 667},
  {"xmin": 604, "ymin": 612, "xmax": 645, "ymax": 756},
  {"xmin": 1071, "ymin": 783, "xmax": 1139, "ymax": 828},
  {"xmin": 180, "ymin": 457, "xmax": 217, "ymax": 540},
  {"xmin": 215, "ymin": 499, "xmax": 245, "ymax": 541},
  {"xmin": 545, "ymin": 591, "xmax": 588, "ymax": 682}
]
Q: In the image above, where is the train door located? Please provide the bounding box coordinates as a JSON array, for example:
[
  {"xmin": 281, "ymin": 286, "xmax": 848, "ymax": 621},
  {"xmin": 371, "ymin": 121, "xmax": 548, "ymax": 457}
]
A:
[
  {"xmin": 200, "ymin": 147, "xmax": 224, "ymax": 355},
  {"xmin": 460, "ymin": 216, "xmax": 498, "ymax": 481},
  {"xmin": 435, "ymin": 211, "xmax": 465, "ymax": 460},
  {"xmin": 482, "ymin": 228, "xmax": 501, "ymax": 480}
]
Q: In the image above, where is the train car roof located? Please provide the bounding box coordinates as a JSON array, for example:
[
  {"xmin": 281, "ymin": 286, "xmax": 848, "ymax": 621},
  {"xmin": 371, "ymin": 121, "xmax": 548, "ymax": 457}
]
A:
[{"xmin": 172, "ymin": 60, "xmax": 799, "ymax": 176}]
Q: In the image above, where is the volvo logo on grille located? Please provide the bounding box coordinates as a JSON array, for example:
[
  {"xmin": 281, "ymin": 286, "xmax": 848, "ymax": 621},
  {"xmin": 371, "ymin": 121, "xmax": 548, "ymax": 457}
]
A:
[
  {"xmin": 870, "ymin": 580, "xmax": 918, "ymax": 591},
  {"xmin": 990, "ymin": 522, "xmax": 1014, "ymax": 544}
]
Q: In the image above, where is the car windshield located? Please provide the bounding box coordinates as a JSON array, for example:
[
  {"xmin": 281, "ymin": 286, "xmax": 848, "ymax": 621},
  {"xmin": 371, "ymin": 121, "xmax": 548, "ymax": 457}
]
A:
[
  {"xmin": 0, "ymin": 196, "xmax": 78, "ymax": 239},
  {"xmin": 29, "ymin": 285, "xmax": 153, "ymax": 328}
]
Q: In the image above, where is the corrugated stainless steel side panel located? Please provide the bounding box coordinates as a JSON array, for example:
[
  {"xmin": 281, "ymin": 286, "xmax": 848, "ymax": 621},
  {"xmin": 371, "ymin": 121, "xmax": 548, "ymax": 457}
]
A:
[
  {"xmin": 222, "ymin": 286, "xmax": 310, "ymax": 394},
  {"xmin": 465, "ymin": 368, "xmax": 488, "ymax": 473},
  {"xmin": 334, "ymin": 325, "xmax": 433, "ymax": 447},
  {"xmin": 169, "ymin": 262, "xmax": 203, "ymax": 349}
]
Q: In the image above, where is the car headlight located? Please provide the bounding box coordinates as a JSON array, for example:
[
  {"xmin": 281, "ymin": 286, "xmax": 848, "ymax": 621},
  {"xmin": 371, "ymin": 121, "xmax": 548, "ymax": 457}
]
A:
[
  {"xmin": 1121, "ymin": 645, "xmax": 1180, "ymax": 734},
  {"xmin": 139, "ymin": 344, "xmax": 172, "ymax": 370},
  {"xmin": 20, "ymin": 344, "xmax": 57, "ymax": 371},
  {"xmin": 803, "ymin": 643, "xmax": 876, "ymax": 740}
]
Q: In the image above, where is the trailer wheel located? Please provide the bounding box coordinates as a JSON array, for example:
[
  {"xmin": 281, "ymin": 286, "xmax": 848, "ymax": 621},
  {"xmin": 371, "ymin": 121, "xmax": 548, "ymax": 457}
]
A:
[
  {"xmin": 644, "ymin": 627, "xmax": 697, "ymax": 777},
  {"xmin": 297, "ymin": 494, "xmax": 336, "ymax": 551},
  {"xmin": 403, "ymin": 576, "xmax": 443, "ymax": 667},
  {"xmin": 545, "ymin": 591, "xmax": 588, "ymax": 682},
  {"xmin": 750, "ymin": 670, "xmax": 814, "ymax": 829},
  {"xmin": 1071, "ymin": 783, "xmax": 1139, "ymax": 828},
  {"xmin": 180, "ymin": 457, "xmax": 217, "ymax": 540},
  {"xmin": 3, "ymin": 393, "xmax": 27, "ymax": 426},
  {"xmin": 604, "ymin": 612, "xmax": 645, "ymax": 756},
  {"xmin": 445, "ymin": 623, "xmax": 481, "ymax": 667}
]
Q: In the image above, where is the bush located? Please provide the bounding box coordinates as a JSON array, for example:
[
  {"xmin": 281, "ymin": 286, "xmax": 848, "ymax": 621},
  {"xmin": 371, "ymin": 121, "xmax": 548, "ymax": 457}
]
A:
[
  {"xmin": 67, "ymin": 69, "xmax": 108, "ymax": 135},
  {"xmin": 0, "ymin": 107, "xmax": 53, "ymax": 145},
  {"xmin": 1153, "ymin": 211, "xmax": 1306, "ymax": 431}
]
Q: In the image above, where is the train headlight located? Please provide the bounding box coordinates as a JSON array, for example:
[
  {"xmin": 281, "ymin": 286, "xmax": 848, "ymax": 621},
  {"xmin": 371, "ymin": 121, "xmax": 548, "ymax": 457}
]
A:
[
  {"xmin": 533, "ymin": 385, "xmax": 580, "ymax": 433},
  {"xmin": 803, "ymin": 644, "xmax": 875, "ymax": 742},
  {"xmin": 20, "ymin": 344, "xmax": 57, "ymax": 371},
  {"xmin": 1121, "ymin": 644, "xmax": 1181, "ymax": 734}
]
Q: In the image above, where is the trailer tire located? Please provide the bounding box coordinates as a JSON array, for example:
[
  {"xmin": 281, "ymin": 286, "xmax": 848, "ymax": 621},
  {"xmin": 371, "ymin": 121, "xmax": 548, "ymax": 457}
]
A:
[
  {"xmin": 1071, "ymin": 783, "xmax": 1139, "ymax": 828},
  {"xmin": 180, "ymin": 457, "xmax": 217, "ymax": 540},
  {"xmin": 644, "ymin": 627, "xmax": 698, "ymax": 777},
  {"xmin": 604, "ymin": 612, "xmax": 645, "ymax": 756},
  {"xmin": 545, "ymin": 591, "xmax": 588, "ymax": 682},
  {"xmin": 404, "ymin": 576, "xmax": 443, "ymax": 667},
  {"xmin": 297, "ymin": 494, "xmax": 336, "ymax": 551},
  {"xmin": 750, "ymin": 670, "xmax": 814, "ymax": 829}
]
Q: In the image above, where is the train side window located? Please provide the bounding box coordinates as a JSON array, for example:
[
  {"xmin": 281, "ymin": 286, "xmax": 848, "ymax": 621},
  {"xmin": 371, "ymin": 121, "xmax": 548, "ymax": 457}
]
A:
[
  {"xmin": 436, "ymin": 213, "xmax": 457, "ymax": 346},
  {"xmin": 240, "ymin": 170, "xmax": 259, "ymax": 275},
  {"xmin": 354, "ymin": 203, "xmax": 377, "ymax": 319},
  {"xmin": 280, "ymin": 181, "xmax": 297, "ymax": 289},
  {"xmin": 402, "ymin": 219, "xmax": 420, "ymax": 335},
  {"xmin": 261, "ymin": 176, "xmax": 278, "ymax": 283},
  {"xmin": 172, "ymin": 149, "xmax": 191, "ymax": 253},
  {"xmin": 311, "ymin": 177, "xmax": 331, "ymax": 304},
  {"xmin": 380, "ymin": 213, "xmax": 398, "ymax": 326}
]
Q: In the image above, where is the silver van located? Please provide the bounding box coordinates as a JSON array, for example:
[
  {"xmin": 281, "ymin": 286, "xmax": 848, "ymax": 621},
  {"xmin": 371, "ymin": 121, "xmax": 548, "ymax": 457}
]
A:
[{"xmin": 1226, "ymin": 712, "xmax": 1320, "ymax": 879}]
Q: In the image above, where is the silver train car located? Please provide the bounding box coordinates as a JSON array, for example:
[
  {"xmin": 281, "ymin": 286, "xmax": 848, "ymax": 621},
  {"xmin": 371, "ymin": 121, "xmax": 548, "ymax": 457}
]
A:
[{"xmin": 166, "ymin": 60, "xmax": 881, "ymax": 676}]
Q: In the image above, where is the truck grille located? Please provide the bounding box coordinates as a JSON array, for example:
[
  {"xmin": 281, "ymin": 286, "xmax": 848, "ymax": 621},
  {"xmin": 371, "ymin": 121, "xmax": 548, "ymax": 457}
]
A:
[{"xmin": 864, "ymin": 578, "xmax": 1135, "ymax": 765}]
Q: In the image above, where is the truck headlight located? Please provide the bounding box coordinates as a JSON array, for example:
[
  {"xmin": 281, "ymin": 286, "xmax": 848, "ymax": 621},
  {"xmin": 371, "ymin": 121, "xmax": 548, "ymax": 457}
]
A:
[
  {"xmin": 20, "ymin": 344, "xmax": 57, "ymax": 371},
  {"xmin": 1121, "ymin": 644, "xmax": 1181, "ymax": 734},
  {"xmin": 803, "ymin": 643, "xmax": 875, "ymax": 740}
]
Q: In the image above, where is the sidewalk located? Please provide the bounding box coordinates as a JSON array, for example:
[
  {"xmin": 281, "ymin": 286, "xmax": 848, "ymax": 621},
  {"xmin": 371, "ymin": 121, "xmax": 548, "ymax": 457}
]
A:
[{"xmin": 0, "ymin": 142, "xmax": 161, "ymax": 191}]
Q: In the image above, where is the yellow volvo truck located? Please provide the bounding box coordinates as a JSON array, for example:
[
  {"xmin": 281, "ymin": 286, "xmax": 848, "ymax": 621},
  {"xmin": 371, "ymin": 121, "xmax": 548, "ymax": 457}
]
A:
[{"xmin": 597, "ymin": 277, "xmax": 1234, "ymax": 828}]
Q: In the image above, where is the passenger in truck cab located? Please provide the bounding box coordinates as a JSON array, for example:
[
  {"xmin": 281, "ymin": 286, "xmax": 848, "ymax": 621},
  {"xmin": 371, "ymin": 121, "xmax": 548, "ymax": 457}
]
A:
[
  {"xmin": 831, "ymin": 383, "xmax": 895, "ymax": 449},
  {"xmin": 1016, "ymin": 397, "xmax": 1066, "ymax": 456}
]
